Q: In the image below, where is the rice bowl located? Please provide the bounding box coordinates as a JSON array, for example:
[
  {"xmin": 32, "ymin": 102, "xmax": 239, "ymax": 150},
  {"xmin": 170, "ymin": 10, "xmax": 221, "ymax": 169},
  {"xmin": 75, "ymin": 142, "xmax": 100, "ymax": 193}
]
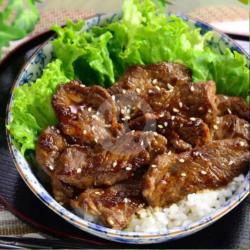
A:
[{"xmin": 6, "ymin": 3, "xmax": 249, "ymax": 245}]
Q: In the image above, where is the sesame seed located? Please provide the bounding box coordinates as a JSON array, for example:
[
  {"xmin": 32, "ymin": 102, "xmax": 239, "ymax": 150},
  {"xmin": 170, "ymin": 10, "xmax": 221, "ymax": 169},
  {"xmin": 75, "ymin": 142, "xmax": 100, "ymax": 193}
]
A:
[
  {"xmin": 107, "ymin": 218, "xmax": 114, "ymax": 225},
  {"xmin": 111, "ymin": 95, "xmax": 116, "ymax": 101},
  {"xmin": 48, "ymin": 165, "xmax": 54, "ymax": 171},
  {"xmin": 77, "ymin": 168, "xmax": 82, "ymax": 174},
  {"xmin": 224, "ymin": 96, "xmax": 228, "ymax": 100},
  {"xmin": 88, "ymin": 107, "xmax": 92, "ymax": 112},
  {"xmin": 136, "ymin": 88, "xmax": 141, "ymax": 94},
  {"xmin": 112, "ymin": 161, "xmax": 117, "ymax": 167},
  {"xmin": 198, "ymin": 107, "xmax": 203, "ymax": 111},
  {"xmin": 96, "ymin": 111, "xmax": 100, "ymax": 116},
  {"xmin": 125, "ymin": 115, "xmax": 131, "ymax": 120},
  {"xmin": 181, "ymin": 172, "xmax": 186, "ymax": 177},
  {"xmin": 193, "ymin": 151, "xmax": 200, "ymax": 157},
  {"xmin": 148, "ymin": 89, "xmax": 154, "ymax": 94},
  {"xmin": 159, "ymin": 113, "xmax": 165, "ymax": 117},
  {"xmin": 140, "ymin": 140, "xmax": 144, "ymax": 146},
  {"xmin": 227, "ymin": 108, "xmax": 232, "ymax": 114},
  {"xmin": 239, "ymin": 141, "xmax": 246, "ymax": 146},
  {"xmin": 208, "ymin": 109, "xmax": 212, "ymax": 113},
  {"xmin": 126, "ymin": 166, "xmax": 132, "ymax": 171},
  {"xmin": 229, "ymin": 160, "xmax": 234, "ymax": 165},
  {"xmin": 167, "ymin": 83, "xmax": 174, "ymax": 90},
  {"xmin": 152, "ymin": 79, "xmax": 158, "ymax": 84},
  {"xmin": 95, "ymin": 191, "xmax": 101, "ymax": 195},
  {"xmin": 151, "ymin": 164, "xmax": 157, "ymax": 168},
  {"xmin": 179, "ymin": 102, "xmax": 183, "ymax": 108},
  {"xmin": 122, "ymin": 89, "xmax": 127, "ymax": 94},
  {"xmin": 213, "ymin": 125, "xmax": 218, "ymax": 130},
  {"xmin": 124, "ymin": 198, "xmax": 129, "ymax": 203},
  {"xmin": 167, "ymin": 151, "xmax": 172, "ymax": 155},
  {"xmin": 161, "ymin": 180, "xmax": 167, "ymax": 184},
  {"xmin": 244, "ymin": 124, "xmax": 249, "ymax": 128},
  {"xmin": 179, "ymin": 123, "xmax": 183, "ymax": 128},
  {"xmin": 190, "ymin": 117, "xmax": 196, "ymax": 121},
  {"xmin": 156, "ymin": 86, "xmax": 161, "ymax": 91},
  {"xmin": 158, "ymin": 124, "xmax": 164, "ymax": 129},
  {"xmin": 201, "ymin": 170, "xmax": 207, "ymax": 175},
  {"xmin": 164, "ymin": 121, "xmax": 168, "ymax": 127},
  {"xmin": 179, "ymin": 158, "xmax": 185, "ymax": 163},
  {"xmin": 173, "ymin": 108, "xmax": 179, "ymax": 113},
  {"xmin": 171, "ymin": 116, "xmax": 175, "ymax": 120},
  {"xmin": 190, "ymin": 86, "xmax": 195, "ymax": 92}
]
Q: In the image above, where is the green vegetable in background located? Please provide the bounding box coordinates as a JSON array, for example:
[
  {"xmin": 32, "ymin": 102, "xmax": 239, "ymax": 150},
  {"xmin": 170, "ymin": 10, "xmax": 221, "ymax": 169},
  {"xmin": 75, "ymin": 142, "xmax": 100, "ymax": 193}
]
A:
[
  {"xmin": 238, "ymin": 0, "xmax": 249, "ymax": 4},
  {"xmin": 0, "ymin": 0, "xmax": 40, "ymax": 58},
  {"xmin": 7, "ymin": 59, "xmax": 69, "ymax": 154}
]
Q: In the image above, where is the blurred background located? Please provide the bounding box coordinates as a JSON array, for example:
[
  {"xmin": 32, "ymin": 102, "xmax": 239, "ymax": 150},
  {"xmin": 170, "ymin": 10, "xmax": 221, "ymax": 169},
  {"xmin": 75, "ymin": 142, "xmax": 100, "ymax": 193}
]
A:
[
  {"xmin": 37, "ymin": 0, "xmax": 249, "ymax": 34},
  {"xmin": 38, "ymin": 0, "xmax": 249, "ymax": 13}
]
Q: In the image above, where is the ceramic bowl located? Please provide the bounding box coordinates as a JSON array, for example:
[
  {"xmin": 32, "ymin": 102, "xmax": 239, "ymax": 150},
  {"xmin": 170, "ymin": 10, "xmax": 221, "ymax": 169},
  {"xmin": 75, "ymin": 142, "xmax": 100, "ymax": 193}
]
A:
[{"xmin": 6, "ymin": 13, "xmax": 249, "ymax": 244}]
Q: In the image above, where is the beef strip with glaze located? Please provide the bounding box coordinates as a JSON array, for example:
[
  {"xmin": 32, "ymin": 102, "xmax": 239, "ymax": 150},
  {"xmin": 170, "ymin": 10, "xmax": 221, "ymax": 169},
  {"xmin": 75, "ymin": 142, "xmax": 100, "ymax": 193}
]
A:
[
  {"xmin": 217, "ymin": 95, "xmax": 250, "ymax": 121},
  {"xmin": 36, "ymin": 126, "xmax": 78, "ymax": 205},
  {"xmin": 132, "ymin": 80, "xmax": 218, "ymax": 126},
  {"xmin": 109, "ymin": 62, "xmax": 192, "ymax": 122},
  {"xmin": 51, "ymin": 178, "xmax": 78, "ymax": 205},
  {"xmin": 109, "ymin": 62, "xmax": 192, "ymax": 96},
  {"xmin": 36, "ymin": 126, "xmax": 67, "ymax": 176},
  {"xmin": 212, "ymin": 115, "xmax": 250, "ymax": 141},
  {"xmin": 71, "ymin": 176, "xmax": 144, "ymax": 230},
  {"xmin": 143, "ymin": 138, "xmax": 249, "ymax": 207},
  {"xmin": 54, "ymin": 131, "xmax": 167, "ymax": 189},
  {"xmin": 129, "ymin": 112, "xmax": 211, "ymax": 152},
  {"xmin": 52, "ymin": 81, "xmax": 124, "ymax": 145},
  {"xmin": 111, "ymin": 63, "xmax": 217, "ymax": 125}
]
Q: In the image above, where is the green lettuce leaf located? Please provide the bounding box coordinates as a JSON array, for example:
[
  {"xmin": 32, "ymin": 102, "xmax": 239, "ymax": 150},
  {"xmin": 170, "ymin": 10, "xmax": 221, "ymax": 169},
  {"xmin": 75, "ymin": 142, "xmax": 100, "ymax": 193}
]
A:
[
  {"xmin": 7, "ymin": 59, "xmax": 69, "ymax": 154},
  {"xmin": 52, "ymin": 20, "xmax": 115, "ymax": 87}
]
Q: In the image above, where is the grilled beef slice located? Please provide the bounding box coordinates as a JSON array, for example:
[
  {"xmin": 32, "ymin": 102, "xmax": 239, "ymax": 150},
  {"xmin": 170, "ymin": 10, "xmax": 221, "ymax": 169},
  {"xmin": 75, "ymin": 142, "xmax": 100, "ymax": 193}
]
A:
[
  {"xmin": 143, "ymin": 138, "xmax": 249, "ymax": 207},
  {"xmin": 54, "ymin": 131, "xmax": 167, "ymax": 189}
]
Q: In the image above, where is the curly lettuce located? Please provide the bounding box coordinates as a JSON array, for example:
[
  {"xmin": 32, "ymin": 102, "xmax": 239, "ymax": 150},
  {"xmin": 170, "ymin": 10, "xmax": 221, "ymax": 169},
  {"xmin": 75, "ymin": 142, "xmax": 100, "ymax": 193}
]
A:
[
  {"xmin": 7, "ymin": 59, "xmax": 69, "ymax": 154},
  {"xmin": 52, "ymin": 20, "xmax": 115, "ymax": 86}
]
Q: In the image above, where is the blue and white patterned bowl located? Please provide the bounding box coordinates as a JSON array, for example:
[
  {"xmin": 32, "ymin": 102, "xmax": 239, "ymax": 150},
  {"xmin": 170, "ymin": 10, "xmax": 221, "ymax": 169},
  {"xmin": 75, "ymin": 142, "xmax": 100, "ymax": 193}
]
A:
[{"xmin": 6, "ymin": 13, "xmax": 249, "ymax": 244}]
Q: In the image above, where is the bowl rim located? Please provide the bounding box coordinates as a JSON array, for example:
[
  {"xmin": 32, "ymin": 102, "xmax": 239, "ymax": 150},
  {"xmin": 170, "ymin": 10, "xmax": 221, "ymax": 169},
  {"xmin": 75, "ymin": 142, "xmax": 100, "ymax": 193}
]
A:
[{"xmin": 5, "ymin": 12, "xmax": 250, "ymax": 242}]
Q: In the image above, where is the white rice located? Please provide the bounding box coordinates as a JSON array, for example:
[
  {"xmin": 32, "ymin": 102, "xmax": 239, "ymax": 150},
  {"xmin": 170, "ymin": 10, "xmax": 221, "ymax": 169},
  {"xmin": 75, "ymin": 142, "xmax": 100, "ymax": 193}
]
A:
[
  {"xmin": 126, "ymin": 174, "xmax": 246, "ymax": 233},
  {"xmin": 74, "ymin": 175, "xmax": 246, "ymax": 232}
]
